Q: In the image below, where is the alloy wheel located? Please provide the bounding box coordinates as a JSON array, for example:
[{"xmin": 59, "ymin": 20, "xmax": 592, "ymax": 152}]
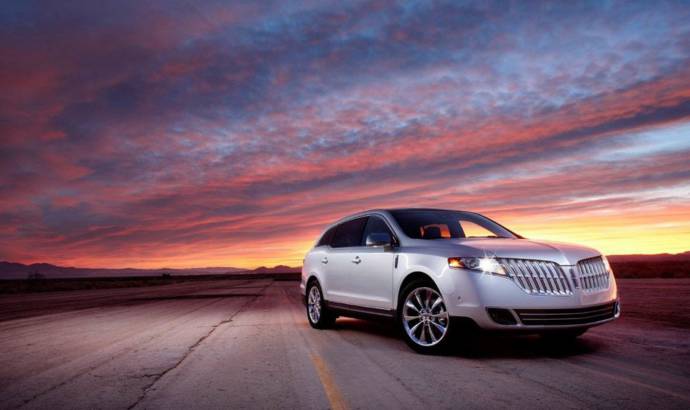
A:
[
  {"xmin": 402, "ymin": 287, "xmax": 449, "ymax": 347},
  {"xmin": 308, "ymin": 285, "xmax": 322, "ymax": 323}
]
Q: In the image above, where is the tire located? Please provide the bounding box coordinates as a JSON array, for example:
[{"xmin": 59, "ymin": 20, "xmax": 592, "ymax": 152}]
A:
[
  {"xmin": 306, "ymin": 281, "xmax": 336, "ymax": 329},
  {"xmin": 398, "ymin": 280, "xmax": 454, "ymax": 354}
]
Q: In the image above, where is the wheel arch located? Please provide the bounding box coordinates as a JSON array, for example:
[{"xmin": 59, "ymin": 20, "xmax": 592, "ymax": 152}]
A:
[
  {"xmin": 305, "ymin": 275, "xmax": 321, "ymax": 302},
  {"xmin": 395, "ymin": 271, "xmax": 438, "ymax": 310}
]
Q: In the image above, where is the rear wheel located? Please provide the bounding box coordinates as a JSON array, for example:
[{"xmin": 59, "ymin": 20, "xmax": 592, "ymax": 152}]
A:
[
  {"xmin": 306, "ymin": 281, "xmax": 335, "ymax": 329},
  {"xmin": 398, "ymin": 281, "xmax": 453, "ymax": 354}
]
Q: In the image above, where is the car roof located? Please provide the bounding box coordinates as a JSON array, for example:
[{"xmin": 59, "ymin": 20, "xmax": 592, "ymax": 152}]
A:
[
  {"xmin": 383, "ymin": 207, "xmax": 469, "ymax": 213},
  {"xmin": 332, "ymin": 208, "xmax": 473, "ymax": 224}
]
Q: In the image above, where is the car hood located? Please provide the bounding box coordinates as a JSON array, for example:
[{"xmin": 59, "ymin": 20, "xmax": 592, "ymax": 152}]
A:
[{"xmin": 437, "ymin": 238, "xmax": 600, "ymax": 265}]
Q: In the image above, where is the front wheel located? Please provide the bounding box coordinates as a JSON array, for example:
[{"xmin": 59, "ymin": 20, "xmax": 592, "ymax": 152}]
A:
[
  {"xmin": 398, "ymin": 281, "xmax": 454, "ymax": 354},
  {"xmin": 306, "ymin": 281, "xmax": 335, "ymax": 329}
]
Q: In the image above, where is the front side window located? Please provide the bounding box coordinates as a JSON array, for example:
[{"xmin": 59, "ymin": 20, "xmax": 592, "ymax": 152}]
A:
[
  {"xmin": 361, "ymin": 216, "xmax": 394, "ymax": 245},
  {"xmin": 390, "ymin": 210, "xmax": 517, "ymax": 240},
  {"xmin": 331, "ymin": 217, "xmax": 368, "ymax": 248}
]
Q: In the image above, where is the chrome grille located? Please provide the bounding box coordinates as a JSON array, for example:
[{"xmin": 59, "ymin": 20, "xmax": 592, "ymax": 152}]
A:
[
  {"xmin": 498, "ymin": 258, "xmax": 572, "ymax": 296},
  {"xmin": 515, "ymin": 302, "xmax": 617, "ymax": 325},
  {"xmin": 577, "ymin": 257, "xmax": 610, "ymax": 292}
]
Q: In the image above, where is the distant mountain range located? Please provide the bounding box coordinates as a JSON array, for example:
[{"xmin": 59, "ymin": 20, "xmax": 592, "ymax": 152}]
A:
[
  {"xmin": 249, "ymin": 265, "xmax": 302, "ymax": 274},
  {"xmin": 2, "ymin": 252, "xmax": 688, "ymax": 280},
  {"xmin": 0, "ymin": 261, "xmax": 300, "ymax": 280},
  {"xmin": 607, "ymin": 251, "xmax": 690, "ymax": 262}
]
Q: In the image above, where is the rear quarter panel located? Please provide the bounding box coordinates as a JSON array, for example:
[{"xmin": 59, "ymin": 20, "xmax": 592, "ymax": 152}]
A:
[{"xmin": 301, "ymin": 247, "xmax": 327, "ymax": 297}]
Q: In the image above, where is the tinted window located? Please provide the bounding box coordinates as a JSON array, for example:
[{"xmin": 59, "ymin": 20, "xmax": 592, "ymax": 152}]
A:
[
  {"xmin": 331, "ymin": 217, "xmax": 368, "ymax": 248},
  {"xmin": 390, "ymin": 210, "xmax": 517, "ymax": 240},
  {"xmin": 361, "ymin": 216, "xmax": 393, "ymax": 245},
  {"xmin": 461, "ymin": 220, "xmax": 497, "ymax": 238},
  {"xmin": 316, "ymin": 226, "xmax": 337, "ymax": 247}
]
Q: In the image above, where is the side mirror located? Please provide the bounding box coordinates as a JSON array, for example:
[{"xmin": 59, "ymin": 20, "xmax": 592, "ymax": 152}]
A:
[{"xmin": 366, "ymin": 232, "xmax": 392, "ymax": 248}]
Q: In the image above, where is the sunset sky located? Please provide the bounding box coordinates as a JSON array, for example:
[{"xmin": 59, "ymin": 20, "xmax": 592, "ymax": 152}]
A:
[{"xmin": 1, "ymin": 1, "xmax": 689, "ymax": 269}]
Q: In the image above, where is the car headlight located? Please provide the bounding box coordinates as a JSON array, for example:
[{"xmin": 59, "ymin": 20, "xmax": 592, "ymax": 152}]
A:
[{"xmin": 448, "ymin": 257, "xmax": 507, "ymax": 276}]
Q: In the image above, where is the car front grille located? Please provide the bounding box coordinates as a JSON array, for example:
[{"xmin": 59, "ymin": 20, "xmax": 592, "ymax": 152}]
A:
[
  {"xmin": 498, "ymin": 258, "xmax": 573, "ymax": 296},
  {"xmin": 515, "ymin": 302, "xmax": 617, "ymax": 326},
  {"xmin": 576, "ymin": 256, "xmax": 610, "ymax": 292}
]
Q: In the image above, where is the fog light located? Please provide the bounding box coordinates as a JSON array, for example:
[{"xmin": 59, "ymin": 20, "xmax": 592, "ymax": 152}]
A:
[{"xmin": 487, "ymin": 308, "xmax": 517, "ymax": 325}]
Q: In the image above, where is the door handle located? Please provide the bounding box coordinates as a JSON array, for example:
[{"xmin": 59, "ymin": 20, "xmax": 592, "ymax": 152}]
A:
[
  {"xmin": 321, "ymin": 257, "xmax": 328, "ymax": 264},
  {"xmin": 352, "ymin": 256, "xmax": 361, "ymax": 264}
]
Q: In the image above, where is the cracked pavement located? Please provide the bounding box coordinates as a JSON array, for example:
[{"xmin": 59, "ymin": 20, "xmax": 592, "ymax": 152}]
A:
[{"xmin": 0, "ymin": 278, "xmax": 689, "ymax": 409}]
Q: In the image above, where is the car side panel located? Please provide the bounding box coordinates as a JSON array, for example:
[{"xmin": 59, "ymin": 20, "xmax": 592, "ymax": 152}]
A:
[
  {"xmin": 392, "ymin": 250, "xmax": 454, "ymax": 310},
  {"xmin": 301, "ymin": 247, "xmax": 329, "ymax": 298},
  {"xmin": 348, "ymin": 246, "xmax": 395, "ymax": 309},
  {"xmin": 321, "ymin": 247, "xmax": 355, "ymax": 304}
]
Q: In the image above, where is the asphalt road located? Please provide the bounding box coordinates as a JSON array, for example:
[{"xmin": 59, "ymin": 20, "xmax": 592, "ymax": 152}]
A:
[{"xmin": 0, "ymin": 278, "xmax": 688, "ymax": 409}]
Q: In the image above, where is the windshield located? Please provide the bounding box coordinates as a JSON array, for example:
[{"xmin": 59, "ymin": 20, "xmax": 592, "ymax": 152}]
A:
[{"xmin": 389, "ymin": 210, "xmax": 519, "ymax": 240}]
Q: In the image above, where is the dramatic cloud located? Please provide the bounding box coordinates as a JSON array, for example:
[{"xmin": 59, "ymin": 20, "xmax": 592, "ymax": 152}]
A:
[{"xmin": 1, "ymin": 0, "xmax": 689, "ymax": 268}]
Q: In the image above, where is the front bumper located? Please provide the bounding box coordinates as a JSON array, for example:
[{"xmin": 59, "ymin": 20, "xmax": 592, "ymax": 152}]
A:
[{"xmin": 440, "ymin": 266, "xmax": 619, "ymax": 330}]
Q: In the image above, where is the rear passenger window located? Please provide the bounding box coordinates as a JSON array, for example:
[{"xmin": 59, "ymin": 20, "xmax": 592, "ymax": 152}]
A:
[
  {"xmin": 331, "ymin": 218, "xmax": 368, "ymax": 248},
  {"xmin": 317, "ymin": 226, "xmax": 337, "ymax": 247}
]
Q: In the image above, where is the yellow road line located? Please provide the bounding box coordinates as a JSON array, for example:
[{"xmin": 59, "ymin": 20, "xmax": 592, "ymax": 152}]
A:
[{"xmin": 310, "ymin": 353, "xmax": 349, "ymax": 410}]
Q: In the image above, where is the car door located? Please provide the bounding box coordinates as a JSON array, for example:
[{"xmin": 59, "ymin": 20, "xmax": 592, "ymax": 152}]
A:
[
  {"xmin": 324, "ymin": 217, "xmax": 368, "ymax": 305},
  {"xmin": 348, "ymin": 215, "xmax": 396, "ymax": 310}
]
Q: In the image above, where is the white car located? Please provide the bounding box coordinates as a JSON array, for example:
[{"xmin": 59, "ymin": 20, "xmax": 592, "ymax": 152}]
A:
[{"xmin": 301, "ymin": 208, "xmax": 620, "ymax": 353}]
